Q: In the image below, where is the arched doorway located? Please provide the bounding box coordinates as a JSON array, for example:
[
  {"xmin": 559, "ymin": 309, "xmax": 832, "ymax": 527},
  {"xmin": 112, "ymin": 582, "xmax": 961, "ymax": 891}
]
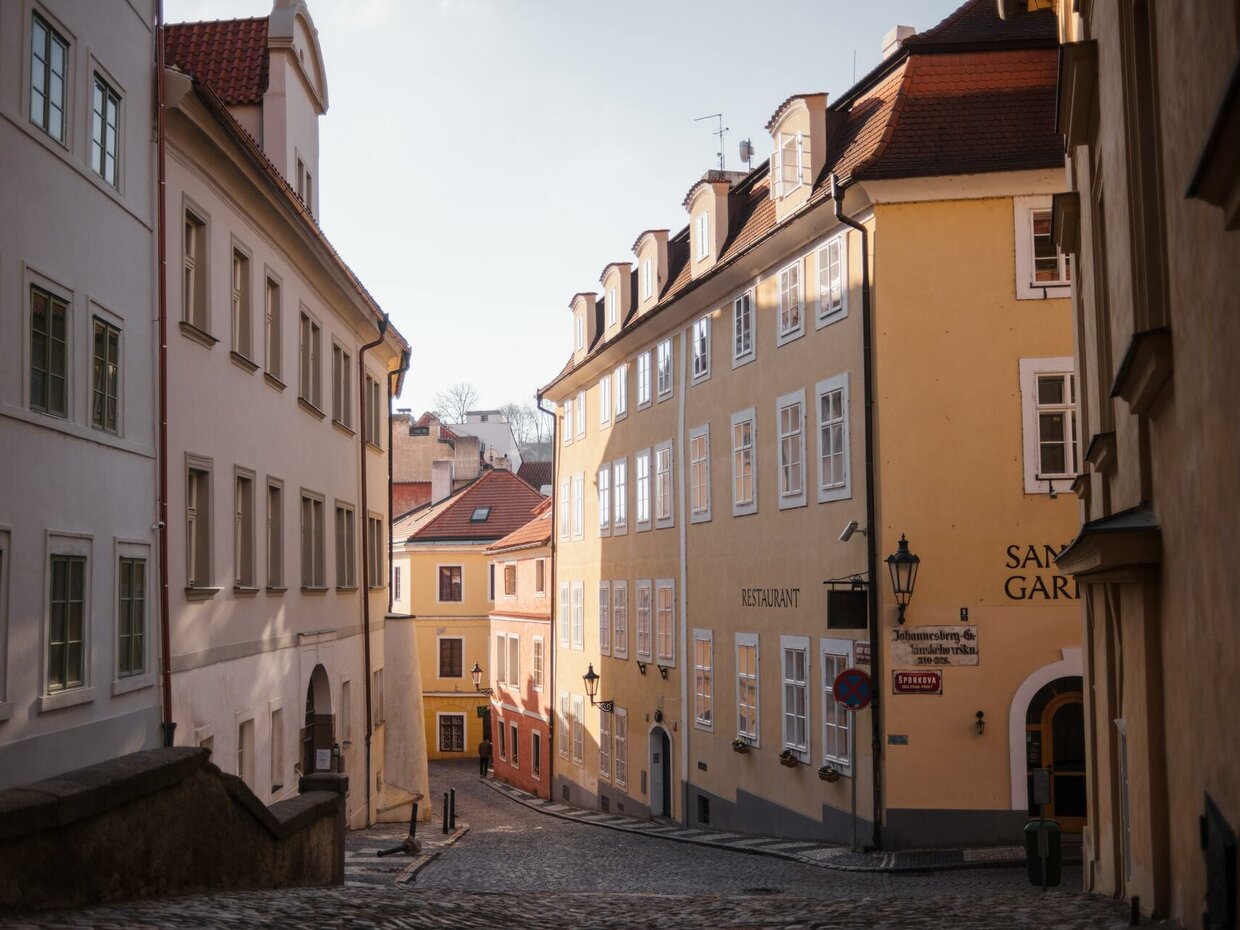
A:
[
  {"xmin": 1025, "ymin": 676, "xmax": 1086, "ymax": 832},
  {"xmin": 303, "ymin": 664, "xmax": 335, "ymax": 774},
  {"xmin": 648, "ymin": 726, "xmax": 672, "ymax": 818}
]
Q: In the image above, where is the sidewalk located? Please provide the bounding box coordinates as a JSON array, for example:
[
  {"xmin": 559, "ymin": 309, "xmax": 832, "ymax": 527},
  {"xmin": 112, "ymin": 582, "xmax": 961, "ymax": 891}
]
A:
[
  {"xmin": 482, "ymin": 777, "xmax": 1080, "ymax": 874},
  {"xmin": 344, "ymin": 812, "xmax": 469, "ymax": 887}
]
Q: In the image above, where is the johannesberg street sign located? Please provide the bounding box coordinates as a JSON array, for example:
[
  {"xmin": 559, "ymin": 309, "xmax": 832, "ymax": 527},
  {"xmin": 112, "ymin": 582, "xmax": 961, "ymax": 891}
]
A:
[{"xmin": 890, "ymin": 625, "xmax": 979, "ymax": 666}]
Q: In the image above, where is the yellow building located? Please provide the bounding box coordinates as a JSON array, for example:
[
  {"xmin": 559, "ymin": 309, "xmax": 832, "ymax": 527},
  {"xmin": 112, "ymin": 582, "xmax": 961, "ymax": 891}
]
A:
[
  {"xmin": 999, "ymin": 0, "xmax": 1240, "ymax": 922},
  {"xmin": 541, "ymin": 0, "xmax": 1085, "ymax": 848},
  {"xmin": 392, "ymin": 470, "xmax": 545, "ymax": 762}
]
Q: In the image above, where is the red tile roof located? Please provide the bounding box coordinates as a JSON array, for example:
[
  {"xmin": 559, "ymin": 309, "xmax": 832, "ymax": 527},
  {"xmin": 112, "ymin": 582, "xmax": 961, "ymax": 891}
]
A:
[
  {"xmin": 907, "ymin": 0, "xmax": 1057, "ymax": 49},
  {"xmin": 485, "ymin": 504, "xmax": 552, "ymax": 554},
  {"xmin": 406, "ymin": 470, "xmax": 546, "ymax": 543},
  {"xmin": 164, "ymin": 18, "xmax": 269, "ymax": 105},
  {"xmin": 516, "ymin": 461, "xmax": 553, "ymax": 490}
]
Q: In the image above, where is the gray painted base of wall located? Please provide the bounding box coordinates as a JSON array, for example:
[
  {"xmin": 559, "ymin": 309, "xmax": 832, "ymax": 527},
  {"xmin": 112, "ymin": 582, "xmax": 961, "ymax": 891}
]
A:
[
  {"xmin": 884, "ymin": 808, "xmax": 1031, "ymax": 849},
  {"xmin": 687, "ymin": 783, "xmax": 874, "ymax": 846},
  {"xmin": 597, "ymin": 782, "xmax": 651, "ymax": 821},
  {"xmin": 0, "ymin": 705, "xmax": 163, "ymax": 789}
]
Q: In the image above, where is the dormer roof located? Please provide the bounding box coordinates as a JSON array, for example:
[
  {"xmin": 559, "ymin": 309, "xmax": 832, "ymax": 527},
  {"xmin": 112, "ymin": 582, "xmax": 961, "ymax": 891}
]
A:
[
  {"xmin": 764, "ymin": 91, "xmax": 828, "ymax": 132},
  {"xmin": 599, "ymin": 261, "xmax": 630, "ymax": 285},
  {"xmin": 569, "ymin": 292, "xmax": 595, "ymax": 308},
  {"xmin": 631, "ymin": 229, "xmax": 670, "ymax": 254},
  {"xmin": 680, "ymin": 170, "xmax": 745, "ymax": 209}
]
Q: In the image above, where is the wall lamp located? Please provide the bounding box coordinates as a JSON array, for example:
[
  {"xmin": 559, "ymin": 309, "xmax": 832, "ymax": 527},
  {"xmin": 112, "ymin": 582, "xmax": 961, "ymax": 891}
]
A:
[
  {"xmin": 469, "ymin": 662, "xmax": 494, "ymax": 696},
  {"xmin": 885, "ymin": 534, "xmax": 920, "ymax": 624},
  {"xmin": 975, "ymin": 711, "xmax": 986, "ymax": 735},
  {"xmin": 582, "ymin": 664, "xmax": 614, "ymax": 713},
  {"xmin": 657, "ymin": 665, "xmax": 669, "ymax": 680}
]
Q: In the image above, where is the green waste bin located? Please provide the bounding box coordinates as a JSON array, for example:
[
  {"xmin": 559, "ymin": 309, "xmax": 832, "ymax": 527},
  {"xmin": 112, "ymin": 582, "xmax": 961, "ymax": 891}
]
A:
[{"xmin": 1023, "ymin": 819, "xmax": 1062, "ymax": 887}]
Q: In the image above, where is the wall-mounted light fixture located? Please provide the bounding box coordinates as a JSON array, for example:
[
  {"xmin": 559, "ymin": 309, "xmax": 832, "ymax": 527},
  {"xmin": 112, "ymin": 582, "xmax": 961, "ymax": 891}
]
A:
[
  {"xmin": 582, "ymin": 664, "xmax": 614, "ymax": 713},
  {"xmin": 975, "ymin": 710, "xmax": 985, "ymax": 735},
  {"xmin": 657, "ymin": 665, "xmax": 669, "ymax": 680},
  {"xmin": 470, "ymin": 662, "xmax": 494, "ymax": 696},
  {"xmin": 885, "ymin": 534, "xmax": 920, "ymax": 624}
]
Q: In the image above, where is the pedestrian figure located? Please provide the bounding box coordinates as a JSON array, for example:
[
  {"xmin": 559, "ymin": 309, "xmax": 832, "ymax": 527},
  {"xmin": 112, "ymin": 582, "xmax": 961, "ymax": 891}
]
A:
[{"xmin": 478, "ymin": 738, "xmax": 492, "ymax": 777}]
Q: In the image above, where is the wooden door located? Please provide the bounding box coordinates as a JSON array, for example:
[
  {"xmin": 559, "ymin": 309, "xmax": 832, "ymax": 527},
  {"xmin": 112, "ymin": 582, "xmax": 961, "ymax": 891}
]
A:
[{"xmin": 1042, "ymin": 692, "xmax": 1087, "ymax": 832}]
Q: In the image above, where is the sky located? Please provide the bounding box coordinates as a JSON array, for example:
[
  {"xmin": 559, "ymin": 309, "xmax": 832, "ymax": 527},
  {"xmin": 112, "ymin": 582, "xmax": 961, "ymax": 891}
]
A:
[{"xmin": 165, "ymin": 0, "xmax": 963, "ymax": 415}]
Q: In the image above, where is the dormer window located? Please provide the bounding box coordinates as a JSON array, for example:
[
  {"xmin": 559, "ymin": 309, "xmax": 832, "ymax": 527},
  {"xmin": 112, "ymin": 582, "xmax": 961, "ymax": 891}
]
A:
[
  {"xmin": 642, "ymin": 259, "xmax": 653, "ymax": 300},
  {"xmin": 772, "ymin": 132, "xmax": 804, "ymax": 198},
  {"xmin": 607, "ymin": 287, "xmax": 617, "ymax": 325},
  {"xmin": 470, "ymin": 507, "xmax": 491, "ymax": 522},
  {"xmin": 574, "ymin": 313, "xmax": 584, "ymax": 350},
  {"xmin": 696, "ymin": 213, "xmax": 710, "ymax": 260}
]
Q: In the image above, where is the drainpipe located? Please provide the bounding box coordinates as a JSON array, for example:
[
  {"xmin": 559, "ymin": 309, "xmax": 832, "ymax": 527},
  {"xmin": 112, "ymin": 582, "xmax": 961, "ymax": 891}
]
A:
[
  {"xmin": 387, "ymin": 350, "xmax": 410, "ymax": 614},
  {"xmin": 832, "ymin": 175, "xmax": 883, "ymax": 850},
  {"xmin": 154, "ymin": 0, "xmax": 174, "ymax": 748},
  {"xmin": 675, "ymin": 328, "xmax": 689, "ymax": 826},
  {"xmin": 358, "ymin": 314, "xmax": 389, "ymax": 826},
  {"xmin": 535, "ymin": 394, "xmax": 557, "ymax": 788}
]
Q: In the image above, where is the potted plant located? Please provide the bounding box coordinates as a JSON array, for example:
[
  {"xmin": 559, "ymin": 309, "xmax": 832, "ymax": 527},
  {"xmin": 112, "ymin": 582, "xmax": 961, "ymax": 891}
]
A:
[
  {"xmin": 731, "ymin": 737, "xmax": 750, "ymax": 755},
  {"xmin": 778, "ymin": 749, "xmax": 800, "ymax": 768},
  {"xmin": 817, "ymin": 764, "xmax": 841, "ymax": 783}
]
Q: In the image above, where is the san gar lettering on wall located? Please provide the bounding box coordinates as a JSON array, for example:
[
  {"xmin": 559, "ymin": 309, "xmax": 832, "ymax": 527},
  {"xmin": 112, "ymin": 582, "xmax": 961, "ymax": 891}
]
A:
[{"xmin": 1004, "ymin": 544, "xmax": 1080, "ymax": 600}]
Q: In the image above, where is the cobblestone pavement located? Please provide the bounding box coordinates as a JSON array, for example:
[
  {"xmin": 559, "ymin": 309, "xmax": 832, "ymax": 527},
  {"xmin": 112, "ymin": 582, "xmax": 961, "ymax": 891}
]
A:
[{"xmin": 1, "ymin": 761, "xmax": 1176, "ymax": 929}]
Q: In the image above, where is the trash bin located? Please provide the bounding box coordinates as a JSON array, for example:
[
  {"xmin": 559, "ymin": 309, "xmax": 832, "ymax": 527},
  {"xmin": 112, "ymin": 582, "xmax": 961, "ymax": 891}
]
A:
[{"xmin": 1023, "ymin": 819, "xmax": 1062, "ymax": 887}]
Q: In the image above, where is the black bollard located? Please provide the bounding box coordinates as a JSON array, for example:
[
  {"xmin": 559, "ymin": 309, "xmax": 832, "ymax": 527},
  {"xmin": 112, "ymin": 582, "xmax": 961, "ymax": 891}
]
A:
[
  {"xmin": 409, "ymin": 801, "xmax": 419, "ymax": 842},
  {"xmin": 442, "ymin": 792, "xmax": 449, "ymax": 834},
  {"xmin": 449, "ymin": 788, "xmax": 457, "ymax": 831}
]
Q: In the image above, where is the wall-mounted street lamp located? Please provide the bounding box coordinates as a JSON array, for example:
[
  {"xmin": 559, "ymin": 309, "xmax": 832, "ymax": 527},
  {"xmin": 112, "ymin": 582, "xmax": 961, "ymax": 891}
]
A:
[
  {"xmin": 885, "ymin": 534, "xmax": 920, "ymax": 624},
  {"xmin": 975, "ymin": 710, "xmax": 986, "ymax": 735},
  {"xmin": 582, "ymin": 664, "xmax": 614, "ymax": 713},
  {"xmin": 470, "ymin": 662, "xmax": 494, "ymax": 696}
]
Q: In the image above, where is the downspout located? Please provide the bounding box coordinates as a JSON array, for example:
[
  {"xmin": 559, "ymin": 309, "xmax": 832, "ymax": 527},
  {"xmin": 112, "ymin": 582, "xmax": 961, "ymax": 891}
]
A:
[
  {"xmin": 832, "ymin": 175, "xmax": 882, "ymax": 849},
  {"xmin": 675, "ymin": 328, "xmax": 689, "ymax": 826},
  {"xmin": 535, "ymin": 395, "xmax": 557, "ymax": 778},
  {"xmin": 387, "ymin": 350, "xmax": 410, "ymax": 614},
  {"xmin": 155, "ymin": 0, "xmax": 174, "ymax": 748},
  {"xmin": 358, "ymin": 314, "xmax": 390, "ymax": 826}
]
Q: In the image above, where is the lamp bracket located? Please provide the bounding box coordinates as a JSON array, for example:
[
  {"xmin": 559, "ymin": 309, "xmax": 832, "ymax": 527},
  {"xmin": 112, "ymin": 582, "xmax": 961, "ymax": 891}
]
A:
[
  {"xmin": 595, "ymin": 700, "xmax": 614, "ymax": 714},
  {"xmin": 657, "ymin": 665, "xmax": 669, "ymax": 680},
  {"xmin": 823, "ymin": 573, "xmax": 869, "ymax": 590},
  {"xmin": 637, "ymin": 662, "xmax": 647, "ymax": 676}
]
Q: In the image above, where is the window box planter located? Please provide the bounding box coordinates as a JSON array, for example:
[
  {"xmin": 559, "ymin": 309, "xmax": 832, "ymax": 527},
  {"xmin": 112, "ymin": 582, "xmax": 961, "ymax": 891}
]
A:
[
  {"xmin": 731, "ymin": 738, "xmax": 750, "ymax": 755},
  {"xmin": 818, "ymin": 765, "xmax": 841, "ymax": 783},
  {"xmin": 778, "ymin": 749, "xmax": 800, "ymax": 768}
]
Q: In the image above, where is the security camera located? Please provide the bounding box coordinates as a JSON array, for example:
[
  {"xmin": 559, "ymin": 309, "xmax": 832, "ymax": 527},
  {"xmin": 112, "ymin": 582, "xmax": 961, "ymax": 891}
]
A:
[{"xmin": 839, "ymin": 520, "xmax": 865, "ymax": 542}]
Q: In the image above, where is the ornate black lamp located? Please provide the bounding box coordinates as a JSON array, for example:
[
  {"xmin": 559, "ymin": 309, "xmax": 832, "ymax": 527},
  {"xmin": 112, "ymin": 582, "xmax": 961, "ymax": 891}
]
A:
[
  {"xmin": 582, "ymin": 664, "xmax": 614, "ymax": 713},
  {"xmin": 470, "ymin": 662, "xmax": 494, "ymax": 696},
  {"xmin": 885, "ymin": 534, "xmax": 920, "ymax": 624}
]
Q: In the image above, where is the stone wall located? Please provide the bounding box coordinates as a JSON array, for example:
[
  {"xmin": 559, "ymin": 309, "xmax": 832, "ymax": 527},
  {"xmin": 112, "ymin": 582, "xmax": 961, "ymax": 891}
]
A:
[{"xmin": 0, "ymin": 747, "xmax": 345, "ymax": 912}]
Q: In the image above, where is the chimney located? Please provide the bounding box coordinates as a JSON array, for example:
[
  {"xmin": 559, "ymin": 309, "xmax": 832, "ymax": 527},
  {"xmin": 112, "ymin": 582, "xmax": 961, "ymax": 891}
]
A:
[
  {"xmin": 431, "ymin": 460, "xmax": 454, "ymax": 504},
  {"xmin": 882, "ymin": 25, "xmax": 916, "ymax": 59}
]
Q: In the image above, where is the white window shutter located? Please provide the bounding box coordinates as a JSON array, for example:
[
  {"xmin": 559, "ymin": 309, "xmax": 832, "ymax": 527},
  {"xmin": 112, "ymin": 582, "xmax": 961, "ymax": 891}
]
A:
[
  {"xmin": 797, "ymin": 132, "xmax": 805, "ymax": 187},
  {"xmin": 771, "ymin": 135, "xmax": 782, "ymax": 200}
]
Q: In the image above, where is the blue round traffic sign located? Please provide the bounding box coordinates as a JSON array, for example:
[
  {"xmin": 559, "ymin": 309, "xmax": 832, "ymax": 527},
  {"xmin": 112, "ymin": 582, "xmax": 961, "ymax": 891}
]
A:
[{"xmin": 833, "ymin": 668, "xmax": 873, "ymax": 711}]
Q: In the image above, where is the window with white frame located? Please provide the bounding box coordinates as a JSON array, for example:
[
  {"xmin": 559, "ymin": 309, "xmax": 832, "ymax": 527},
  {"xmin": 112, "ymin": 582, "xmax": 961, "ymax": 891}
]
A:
[
  {"xmin": 532, "ymin": 636, "xmax": 544, "ymax": 690},
  {"xmin": 614, "ymin": 364, "xmax": 628, "ymax": 418},
  {"xmin": 817, "ymin": 235, "xmax": 846, "ymax": 325},
  {"xmin": 31, "ymin": 13, "xmax": 69, "ymax": 143},
  {"xmin": 1014, "ymin": 196, "xmax": 1072, "ymax": 298},
  {"xmin": 731, "ymin": 408, "xmax": 757, "ymax": 516},
  {"xmin": 117, "ymin": 555, "xmax": 146, "ymax": 679},
  {"xmin": 508, "ymin": 633, "xmax": 519, "ymax": 687},
  {"xmin": 574, "ymin": 312, "xmax": 584, "ymax": 350},
  {"xmin": 266, "ymin": 479, "xmax": 283, "ymax": 589},
  {"xmin": 777, "ymin": 390, "xmax": 807, "ymax": 508},
  {"xmin": 559, "ymin": 479, "xmax": 570, "ymax": 540},
  {"xmin": 781, "ymin": 636, "xmax": 810, "ymax": 761},
  {"xmin": 599, "ymin": 709, "xmax": 612, "ymax": 779},
  {"xmin": 693, "ymin": 629, "xmax": 713, "ymax": 728},
  {"xmin": 91, "ymin": 316, "xmax": 120, "ymax": 433},
  {"xmin": 635, "ymin": 580, "xmax": 652, "ymax": 660},
  {"xmin": 237, "ymin": 718, "xmax": 255, "ymax": 789},
  {"xmin": 637, "ymin": 352, "xmax": 652, "ymax": 406},
  {"xmin": 510, "ymin": 721, "xmax": 519, "ymax": 767},
  {"xmin": 656, "ymin": 339, "xmax": 673, "ymax": 398},
  {"xmin": 232, "ymin": 249, "xmax": 253, "ymax": 361},
  {"xmin": 187, "ymin": 463, "xmax": 213, "ymax": 588},
  {"xmin": 531, "ymin": 730, "xmax": 542, "ymax": 778},
  {"xmin": 330, "ymin": 343, "xmax": 351, "ymax": 428},
  {"xmin": 689, "ymin": 426, "xmax": 710, "ymax": 521},
  {"xmin": 299, "ymin": 312, "xmax": 322, "ymax": 410},
  {"xmin": 235, "ymin": 473, "xmax": 257, "ymax": 589},
  {"xmin": 614, "ymin": 708, "xmax": 628, "ymax": 786},
  {"xmin": 557, "ymin": 693, "xmax": 569, "ymax": 757},
  {"xmin": 822, "ymin": 639, "xmax": 853, "ymax": 770},
  {"xmin": 1031, "ymin": 209, "xmax": 1071, "ymax": 285},
  {"xmin": 655, "ymin": 580, "xmax": 675, "ymax": 665},
  {"xmin": 692, "ymin": 316, "xmax": 710, "ymax": 380},
  {"xmin": 572, "ymin": 473, "xmax": 584, "ymax": 539},
  {"xmin": 183, "ymin": 212, "xmax": 209, "ymax": 332},
  {"xmin": 503, "ymin": 562, "xmax": 517, "ymax": 597},
  {"xmin": 30, "ymin": 285, "xmax": 68, "ymax": 418},
  {"xmin": 265, "ymin": 277, "xmax": 282, "ymax": 380},
  {"xmin": 736, "ymin": 633, "xmax": 759, "ymax": 744},
  {"xmin": 333, "ymin": 503, "xmax": 355, "ymax": 589},
  {"xmin": 558, "ymin": 583, "xmax": 570, "ymax": 647},
  {"xmin": 778, "ymin": 260, "xmax": 803, "ymax": 341},
  {"xmin": 570, "ymin": 581, "xmax": 584, "ymax": 650},
  {"xmin": 696, "ymin": 212, "xmax": 710, "ymax": 260},
  {"xmin": 495, "ymin": 634, "xmax": 508, "ymax": 686},
  {"xmin": 439, "ymin": 636, "xmax": 463, "ymax": 678},
  {"xmin": 1019, "ymin": 357, "xmax": 1079, "ymax": 493},
  {"xmin": 47, "ymin": 552, "xmax": 87, "ymax": 692},
  {"xmin": 535, "ymin": 558, "xmax": 545, "ymax": 595},
  {"xmin": 635, "ymin": 451, "xmax": 651, "ymax": 528},
  {"xmin": 607, "ymin": 286, "xmax": 617, "ymax": 325},
  {"xmin": 642, "ymin": 258, "xmax": 653, "ymax": 300},
  {"xmin": 599, "ymin": 581, "xmax": 611, "ymax": 655},
  {"xmin": 612, "ymin": 581, "xmax": 628, "ymax": 659},
  {"xmin": 437, "ymin": 565, "xmax": 462, "ymax": 602},
  {"xmin": 733, "ymin": 291, "xmax": 753, "ymax": 363},
  {"xmin": 772, "ymin": 131, "xmax": 804, "ymax": 198},
  {"xmin": 815, "ymin": 374, "xmax": 851, "ymax": 502},
  {"xmin": 654, "ymin": 442, "xmax": 673, "ymax": 526},
  {"xmin": 562, "ymin": 399, "xmax": 572, "ymax": 445},
  {"xmin": 575, "ymin": 391, "xmax": 585, "ymax": 438},
  {"xmin": 598, "ymin": 467, "xmax": 610, "ymax": 533},
  {"xmin": 91, "ymin": 74, "xmax": 120, "ymax": 188},
  {"xmin": 613, "ymin": 458, "xmax": 628, "ymax": 532},
  {"xmin": 571, "ymin": 695, "xmax": 584, "ymax": 764},
  {"xmin": 599, "ymin": 374, "xmax": 611, "ymax": 425}
]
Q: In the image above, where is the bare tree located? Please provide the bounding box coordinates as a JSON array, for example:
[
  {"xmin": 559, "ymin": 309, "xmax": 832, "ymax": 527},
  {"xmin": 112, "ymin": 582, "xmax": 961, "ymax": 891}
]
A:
[
  {"xmin": 499, "ymin": 402, "xmax": 534, "ymax": 445},
  {"xmin": 432, "ymin": 382, "xmax": 479, "ymax": 424}
]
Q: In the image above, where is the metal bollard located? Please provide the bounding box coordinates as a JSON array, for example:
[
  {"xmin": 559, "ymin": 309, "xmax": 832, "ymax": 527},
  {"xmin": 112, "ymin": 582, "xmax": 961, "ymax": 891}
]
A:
[
  {"xmin": 409, "ymin": 801, "xmax": 419, "ymax": 842},
  {"xmin": 449, "ymin": 788, "xmax": 457, "ymax": 831},
  {"xmin": 442, "ymin": 792, "xmax": 449, "ymax": 834}
]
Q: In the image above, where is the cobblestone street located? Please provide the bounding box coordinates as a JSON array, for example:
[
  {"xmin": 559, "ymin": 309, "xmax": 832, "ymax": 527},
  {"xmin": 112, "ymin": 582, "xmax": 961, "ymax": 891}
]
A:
[{"xmin": 2, "ymin": 761, "xmax": 1177, "ymax": 929}]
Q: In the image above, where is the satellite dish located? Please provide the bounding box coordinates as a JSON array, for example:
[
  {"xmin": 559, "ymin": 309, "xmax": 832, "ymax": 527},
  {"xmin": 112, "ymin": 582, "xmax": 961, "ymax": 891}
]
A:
[{"xmin": 739, "ymin": 139, "xmax": 753, "ymax": 163}]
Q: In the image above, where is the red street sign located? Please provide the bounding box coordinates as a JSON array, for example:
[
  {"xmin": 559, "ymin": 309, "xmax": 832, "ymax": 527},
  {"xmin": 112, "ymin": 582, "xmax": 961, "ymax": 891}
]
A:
[
  {"xmin": 854, "ymin": 641, "xmax": 871, "ymax": 665},
  {"xmin": 892, "ymin": 670, "xmax": 943, "ymax": 694},
  {"xmin": 833, "ymin": 668, "xmax": 873, "ymax": 711}
]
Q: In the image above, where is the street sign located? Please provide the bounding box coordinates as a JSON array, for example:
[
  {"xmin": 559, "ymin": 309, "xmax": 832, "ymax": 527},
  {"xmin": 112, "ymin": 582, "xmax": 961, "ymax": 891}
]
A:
[
  {"xmin": 892, "ymin": 669, "xmax": 943, "ymax": 694},
  {"xmin": 855, "ymin": 641, "xmax": 872, "ymax": 665},
  {"xmin": 832, "ymin": 668, "xmax": 873, "ymax": 711},
  {"xmin": 315, "ymin": 749, "xmax": 331, "ymax": 772}
]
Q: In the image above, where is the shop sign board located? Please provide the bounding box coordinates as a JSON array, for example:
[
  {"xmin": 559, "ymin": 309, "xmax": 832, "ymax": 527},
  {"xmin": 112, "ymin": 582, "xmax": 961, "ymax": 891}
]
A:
[
  {"xmin": 890, "ymin": 625, "xmax": 979, "ymax": 667},
  {"xmin": 892, "ymin": 670, "xmax": 943, "ymax": 694},
  {"xmin": 854, "ymin": 641, "xmax": 871, "ymax": 665}
]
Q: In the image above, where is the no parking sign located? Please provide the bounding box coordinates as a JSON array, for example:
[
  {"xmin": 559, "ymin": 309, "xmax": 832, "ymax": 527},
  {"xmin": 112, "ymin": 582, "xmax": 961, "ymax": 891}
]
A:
[{"xmin": 832, "ymin": 668, "xmax": 873, "ymax": 712}]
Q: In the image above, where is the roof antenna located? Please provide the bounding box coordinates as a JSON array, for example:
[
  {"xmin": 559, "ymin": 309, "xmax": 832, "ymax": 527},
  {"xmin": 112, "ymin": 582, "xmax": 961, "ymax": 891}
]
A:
[{"xmin": 695, "ymin": 113, "xmax": 729, "ymax": 171}]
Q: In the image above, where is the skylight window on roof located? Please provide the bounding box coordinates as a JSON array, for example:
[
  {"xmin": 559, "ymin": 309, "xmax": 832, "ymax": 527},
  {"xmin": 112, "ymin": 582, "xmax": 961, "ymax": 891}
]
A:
[{"xmin": 470, "ymin": 507, "xmax": 492, "ymax": 522}]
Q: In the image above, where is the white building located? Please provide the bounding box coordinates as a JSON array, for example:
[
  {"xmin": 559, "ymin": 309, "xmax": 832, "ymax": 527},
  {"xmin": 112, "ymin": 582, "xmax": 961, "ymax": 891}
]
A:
[
  {"xmin": 0, "ymin": 0, "xmax": 163, "ymax": 786},
  {"xmin": 450, "ymin": 409, "xmax": 523, "ymax": 472}
]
